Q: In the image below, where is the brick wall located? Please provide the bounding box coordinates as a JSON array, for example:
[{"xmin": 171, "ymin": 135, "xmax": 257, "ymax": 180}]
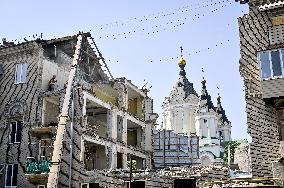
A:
[{"xmin": 239, "ymin": 8, "xmax": 280, "ymax": 177}]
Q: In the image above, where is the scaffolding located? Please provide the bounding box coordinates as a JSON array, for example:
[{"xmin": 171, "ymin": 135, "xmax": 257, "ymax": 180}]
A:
[{"xmin": 153, "ymin": 130, "xmax": 199, "ymax": 169}]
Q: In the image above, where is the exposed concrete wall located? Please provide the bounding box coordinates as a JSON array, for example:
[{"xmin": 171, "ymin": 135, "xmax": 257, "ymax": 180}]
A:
[{"xmin": 41, "ymin": 58, "xmax": 70, "ymax": 91}]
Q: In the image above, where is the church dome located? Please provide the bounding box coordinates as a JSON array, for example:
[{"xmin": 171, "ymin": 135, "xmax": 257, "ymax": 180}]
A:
[{"xmin": 178, "ymin": 56, "xmax": 186, "ymax": 66}]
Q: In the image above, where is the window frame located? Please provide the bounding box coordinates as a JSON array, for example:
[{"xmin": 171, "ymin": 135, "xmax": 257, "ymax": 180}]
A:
[
  {"xmin": 14, "ymin": 63, "xmax": 27, "ymax": 84},
  {"xmin": 258, "ymin": 49, "xmax": 284, "ymax": 80},
  {"xmin": 5, "ymin": 164, "xmax": 18, "ymax": 188},
  {"xmin": 9, "ymin": 121, "xmax": 22, "ymax": 144},
  {"xmin": 39, "ymin": 138, "xmax": 54, "ymax": 161}
]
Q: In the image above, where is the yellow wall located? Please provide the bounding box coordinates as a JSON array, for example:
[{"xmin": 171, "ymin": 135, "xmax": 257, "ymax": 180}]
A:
[
  {"xmin": 128, "ymin": 97, "xmax": 144, "ymax": 120},
  {"xmin": 93, "ymin": 87, "xmax": 117, "ymax": 106}
]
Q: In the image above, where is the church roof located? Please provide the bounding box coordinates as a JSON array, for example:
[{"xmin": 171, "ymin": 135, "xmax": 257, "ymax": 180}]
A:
[
  {"xmin": 200, "ymin": 80, "xmax": 215, "ymax": 111},
  {"xmin": 169, "ymin": 57, "xmax": 198, "ymax": 101},
  {"xmin": 216, "ymin": 96, "xmax": 230, "ymax": 123}
]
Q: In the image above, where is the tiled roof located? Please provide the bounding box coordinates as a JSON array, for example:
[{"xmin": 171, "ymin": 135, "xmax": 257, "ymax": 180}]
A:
[{"xmin": 200, "ymin": 80, "xmax": 215, "ymax": 111}]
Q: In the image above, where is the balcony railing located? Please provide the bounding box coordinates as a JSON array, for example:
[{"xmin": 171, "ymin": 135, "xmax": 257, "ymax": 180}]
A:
[{"xmin": 26, "ymin": 160, "xmax": 51, "ymax": 174}]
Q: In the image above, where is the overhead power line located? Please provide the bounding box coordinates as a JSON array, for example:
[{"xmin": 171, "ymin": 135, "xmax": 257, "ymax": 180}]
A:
[{"xmin": 94, "ymin": 0, "xmax": 232, "ymax": 40}]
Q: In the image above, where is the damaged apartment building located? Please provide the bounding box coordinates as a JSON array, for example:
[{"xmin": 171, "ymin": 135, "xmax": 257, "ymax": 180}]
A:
[
  {"xmin": 0, "ymin": 33, "xmax": 157, "ymax": 188},
  {"xmin": 236, "ymin": 0, "xmax": 284, "ymax": 186}
]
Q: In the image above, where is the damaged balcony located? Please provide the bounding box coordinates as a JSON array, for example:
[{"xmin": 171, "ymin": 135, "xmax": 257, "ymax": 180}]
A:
[
  {"xmin": 84, "ymin": 141, "xmax": 108, "ymax": 171},
  {"xmin": 31, "ymin": 96, "xmax": 60, "ymax": 137}
]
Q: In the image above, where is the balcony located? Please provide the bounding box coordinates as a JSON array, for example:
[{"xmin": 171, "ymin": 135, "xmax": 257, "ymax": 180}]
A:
[
  {"xmin": 258, "ymin": 49, "xmax": 284, "ymax": 100},
  {"xmin": 25, "ymin": 159, "xmax": 50, "ymax": 184},
  {"xmin": 30, "ymin": 122, "xmax": 57, "ymax": 138}
]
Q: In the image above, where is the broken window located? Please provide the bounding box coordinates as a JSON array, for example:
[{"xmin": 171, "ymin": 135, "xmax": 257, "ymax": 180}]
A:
[
  {"xmin": 5, "ymin": 164, "xmax": 18, "ymax": 187},
  {"xmin": 15, "ymin": 63, "xmax": 27, "ymax": 84},
  {"xmin": 9, "ymin": 121, "xmax": 22, "ymax": 144}
]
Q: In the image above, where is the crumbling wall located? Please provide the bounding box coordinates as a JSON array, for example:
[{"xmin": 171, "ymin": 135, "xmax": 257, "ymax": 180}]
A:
[
  {"xmin": 234, "ymin": 142, "xmax": 251, "ymax": 173},
  {"xmin": 58, "ymin": 88, "xmax": 125, "ymax": 188},
  {"xmin": 239, "ymin": 8, "xmax": 279, "ymax": 177}
]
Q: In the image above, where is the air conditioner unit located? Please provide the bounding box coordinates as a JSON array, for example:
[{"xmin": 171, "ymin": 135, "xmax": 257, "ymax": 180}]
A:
[{"xmin": 38, "ymin": 185, "xmax": 46, "ymax": 188}]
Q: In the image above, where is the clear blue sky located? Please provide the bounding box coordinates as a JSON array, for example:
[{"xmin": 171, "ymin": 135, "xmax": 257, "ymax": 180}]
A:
[{"xmin": 0, "ymin": 0, "xmax": 249, "ymax": 140}]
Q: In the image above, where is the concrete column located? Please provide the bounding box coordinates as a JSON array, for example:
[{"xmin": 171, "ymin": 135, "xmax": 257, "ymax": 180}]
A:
[
  {"xmin": 122, "ymin": 152, "xmax": 128, "ymax": 169},
  {"xmin": 110, "ymin": 145, "xmax": 117, "ymax": 169},
  {"xmin": 111, "ymin": 109, "xmax": 118, "ymax": 141},
  {"xmin": 122, "ymin": 114, "xmax": 127, "ymax": 144}
]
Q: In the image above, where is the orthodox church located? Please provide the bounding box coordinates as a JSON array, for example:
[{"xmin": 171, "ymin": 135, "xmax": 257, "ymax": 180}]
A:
[{"xmin": 161, "ymin": 49, "xmax": 231, "ymax": 166}]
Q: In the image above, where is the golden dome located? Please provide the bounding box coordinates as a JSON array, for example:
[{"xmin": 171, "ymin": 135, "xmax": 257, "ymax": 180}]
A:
[{"xmin": 178, "ymin": 56, "xmax": 186, "ymax": 66}]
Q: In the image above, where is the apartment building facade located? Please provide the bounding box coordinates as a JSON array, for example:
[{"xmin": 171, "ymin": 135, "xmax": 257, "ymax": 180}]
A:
[{"xmin": 0, "ymin": 33, "xmax": 156, "ymax": 188}]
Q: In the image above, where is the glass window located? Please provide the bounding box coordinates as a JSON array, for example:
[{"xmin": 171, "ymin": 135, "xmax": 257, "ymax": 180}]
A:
[
  {"xmin": 10, "ymin": 121, "xmax": 22, "ymax": 144},
  {"xmin": 5, "ymin": 164, "xmax": 18, "ymax": 187},
  {"xmin": 271, "ymin": 50, "xmax": 282, "ymax": 77},
  {"xmin": 15, "ymin": 63, "xmax": 27, "ymax": 84},
  {"xmin": 260, "ymin": 52, "xmax": 271, "ymax": 79}
]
